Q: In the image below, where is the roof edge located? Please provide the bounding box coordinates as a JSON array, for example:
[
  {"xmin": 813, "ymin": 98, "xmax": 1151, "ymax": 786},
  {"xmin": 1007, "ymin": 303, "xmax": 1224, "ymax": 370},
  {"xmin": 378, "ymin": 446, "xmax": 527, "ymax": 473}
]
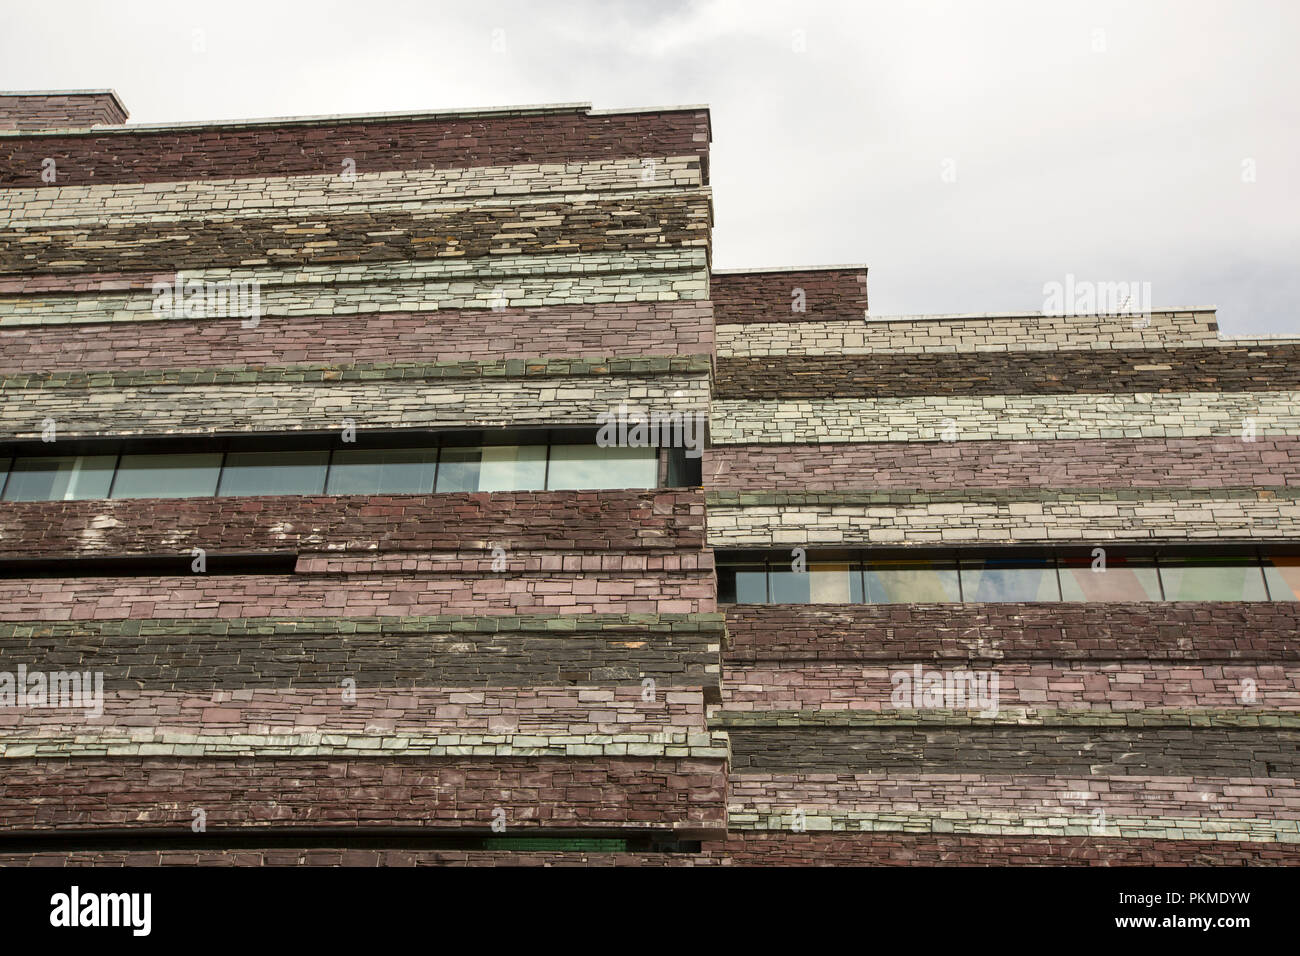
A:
[
  {"xmin": 0, "ymin": 100, "xmax": 711, "ymax": 138},
  {"xmin": 0, "ymin": 88, "xmax": 128, "ymax": 122},
  {"xmin": 712, "ymin": 264, "xmax": 869, "ymax": 275},
  {"xmin": 860, "ymin": 308, "xmax": 1217, "ymax": 324}
]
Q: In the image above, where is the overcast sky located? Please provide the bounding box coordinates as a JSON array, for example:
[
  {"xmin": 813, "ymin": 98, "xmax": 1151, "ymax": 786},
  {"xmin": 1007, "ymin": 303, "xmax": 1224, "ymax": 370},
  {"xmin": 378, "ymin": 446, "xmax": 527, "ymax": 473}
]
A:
[{"xmin": 2, "ymin": 0, "xmax": 1297, "ymax": 334}]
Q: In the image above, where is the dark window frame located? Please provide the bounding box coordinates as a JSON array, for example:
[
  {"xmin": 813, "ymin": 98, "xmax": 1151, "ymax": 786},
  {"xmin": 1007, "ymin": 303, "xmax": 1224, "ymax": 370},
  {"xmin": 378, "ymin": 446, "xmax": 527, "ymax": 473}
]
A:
[
  {"xmin": 0, "ymin": 426, "xmax": 676, "ymax": 502},
  {"xmin": 716, "ymin": 546, "xmax": 1300, "ymax": 605}
]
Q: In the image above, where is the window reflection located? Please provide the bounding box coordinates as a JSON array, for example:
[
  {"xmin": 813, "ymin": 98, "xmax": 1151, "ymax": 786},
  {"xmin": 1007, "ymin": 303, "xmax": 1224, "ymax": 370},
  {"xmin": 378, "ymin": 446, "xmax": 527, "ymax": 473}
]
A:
[
  {"xmin": 547, "ymin": 444, "xmax": 657, "ymax": 490},
  {"xmin": 326, "ymin": 448, "xmax": 438, "ymax": 495},
  {"xmin": 2, "ymin": 455, "xmax": 116, "ymax": 501},
  {"xmin": 716, "ymin": 550, "xmax": 1295, "ymax": 605},
  {"xmin": 1263, "ymin": 555, "xmax": 1300, "ymax": 601},
  {"xmin": 1059, "ymin": 556, "xmax": 1161, "ymax": 601},
  {"xmin": 1159, "ymin": 557, "xmax": 1267, "ymax": 602},
  {"xmin": 717, "ymin": 565, "xmax": 767, "ymax": 604},
  {"xmin": 770, "ymin": 562, "xmax": 856, "ymax": 603},
  {"xmin": 961, "ymin": 557, "xmax": 1060, "ymax": 602},
  {"xmin": 218, "ymin": 450, "xmax": 328, "ymax": 497},
  {"xmin": 112, "ymin": 454, "xmax": 223, "ymax": 499},
  {"xmin": 0, "ymin": 437, "xmax": 674, "ymax": 501},
  {"xmin": 435, "ymin": 446, "xmax": 547, "ymax": 492},
  {"xmin": 865, "ymin": 559, "xmax": 960, "ymax": 603}
]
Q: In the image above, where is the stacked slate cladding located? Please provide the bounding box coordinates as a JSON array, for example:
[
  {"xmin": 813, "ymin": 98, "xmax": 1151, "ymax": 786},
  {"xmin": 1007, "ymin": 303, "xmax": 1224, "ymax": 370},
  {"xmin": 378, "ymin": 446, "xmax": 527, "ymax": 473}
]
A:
[
  {"xmin": 706, "ymin": 275, "xmax": 1300, "ymax": 865},
  {"xmin": 0, "ymin": 92, "xmax": 726, "ymax": 864},
  {"xmin": 1, "ymin": 91, "xmax": 1298, "ymax": 867}
]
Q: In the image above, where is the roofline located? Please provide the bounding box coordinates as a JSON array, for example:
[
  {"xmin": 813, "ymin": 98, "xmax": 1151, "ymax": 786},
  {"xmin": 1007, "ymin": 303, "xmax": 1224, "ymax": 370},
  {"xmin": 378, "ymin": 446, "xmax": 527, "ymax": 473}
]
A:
[
  {"xmin": 862, "ymin": 308, "xmax": 1218, "ymax": 324},
  {"xmin": 712, "ymin": 264, "xmax": 869, "ymax": 275},
  {"xmin": 0, "ymin": 88, "xmax": 127, "ymax": 120},
  {"xmin": 0, "ymin": 100, "xmax": 712, "ymax": 138},
  {"xmin": 0, "ymin": 88, "xmax": 125, "ymax": 105}
]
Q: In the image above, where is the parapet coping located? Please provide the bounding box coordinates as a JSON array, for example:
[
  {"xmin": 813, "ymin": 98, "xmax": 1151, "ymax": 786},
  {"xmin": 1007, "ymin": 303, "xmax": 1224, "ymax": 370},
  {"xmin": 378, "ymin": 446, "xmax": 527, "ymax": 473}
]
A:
[
  {"xmin": 0, "ymin": 88, "xmax": 125, "ymax": 106},
  {"xmin": 0, "ymin": 88, "xmax": 128, "ymax": 125},
  {"xmin": 0, "ymin": 100, "xmax": 711, "ymax": 138},
  {"xmin": 712, "ymin": 264, "xmax": 869, "ymax": 275},
  {"xmin": 860, "ymin": 308, "xmax": 1218, "ymax": 323}
]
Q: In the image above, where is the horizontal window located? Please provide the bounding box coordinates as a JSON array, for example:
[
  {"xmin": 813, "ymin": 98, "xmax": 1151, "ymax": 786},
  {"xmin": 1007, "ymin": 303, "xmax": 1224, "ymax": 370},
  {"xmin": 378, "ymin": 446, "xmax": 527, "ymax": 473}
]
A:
[
  {"xmin": 435, "ymin": 445, "xmax": 547, "ymax": 493},
  {"xmin": 111, "ymin": 453, "xmax": 223, "ymax": 499},
  {"xmin": 326, "ymin": 448, "xmax": 439, "ymax": 495},
  {"xmin": 0, "ymin": 432, "xmax": 676, "ymax": 502},
  {"xmin": 2, "ymin": 455, "xmax": 116, "ymax": 502},
  {"xmin": 218, "ymin": 450, "xmax": 329, "ymax": 497},
  {"xmin": 961, "ymin": 556, "xmax": 1059, "ymax": 603},
  {"xmin": 1263, "ymin": 555, "xmax": 1300, "ymax": 602},
  {"xmin": 717, "ymin": 564, "xmax": 768, "ymax": 604},
  {"xmin": 866, "ymin": 559, "xmax": 961, "ymax": 603},
  {"xmin": 1058, "ymin": 555, "xmax": 1162, "ymax": 601},
  {"xmin": 1158, "ymin": 556, "xmax": 1268, "ymax": 602},
  {"xmin": 546, "ymin": 444, "xmax": 657, "ymax": 491},
  {"xmin": 718, "ymin": 548, "xmax": 1300, "ymax": 605},
  {"xmin": 770, "ymin": 562, "xmax": 861, "ymax": 604}
]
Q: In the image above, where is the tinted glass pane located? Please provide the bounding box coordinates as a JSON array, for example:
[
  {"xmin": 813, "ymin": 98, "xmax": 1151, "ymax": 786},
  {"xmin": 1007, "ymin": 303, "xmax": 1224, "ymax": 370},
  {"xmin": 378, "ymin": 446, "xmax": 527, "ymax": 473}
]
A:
[
  {"xmin": 1263, "ymin": 555, "xmax": 1300, "ymax": 601},
  {"xmin": 325, "ymin": 448, "xmax": 437, "ymax": 494},
  {"xmin": 718, "ymin": 565, "xmax": 767, "ymax": 604},
  {"xmin": 665, "ymin": 447, "xmax": 699, "ymax": 487},
  {"xmin": 546, "ymin": 444, "xmax": 657, "ymax": 490},
  {"xmin": 1059, "ymin": 556, "xmax": 1161, "ymax": 601},
  {"xmin": 770, "ymin": 563, "xmax": 854, "ymax": 603},
  {"xmin": 478, "ymin": 445, "xmax": 547, "ymax": 491},
  {"xmin": 1160, "ymin": 557, "xmax": 1267, "ymax": 601},
  {"xmin": 218, "ymin": 450, "xmax": 328, "ymax": 497},
  {"xmin": 112, "ymin": 453, "xmax": 222, "ymax": 499},
  {"xmin": 3, "ymin": 455, "xmax": 116, "ymax": 501},
  {"xmin": 433, "ymin": 446, "xmax": 480, "ymax": 492},
  {"xmin": 865, "ymin": 559, "xmax": 962, "ymax": 603},
  {"xmin": 0, "ymin": 458, "xmax": 8, "ymax": 496},
  {"xmin": 434, "ymin": 446, "xmax": 546, "ymax": 492},
  {"xmin": 961, "ymin": 557, "xmax": 1060, "ymax": 602}
]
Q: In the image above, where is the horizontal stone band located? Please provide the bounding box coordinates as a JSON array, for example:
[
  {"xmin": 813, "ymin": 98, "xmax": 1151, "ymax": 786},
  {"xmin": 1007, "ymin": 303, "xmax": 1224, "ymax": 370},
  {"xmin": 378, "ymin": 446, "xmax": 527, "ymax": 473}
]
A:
[
  {"xmin": 0, "ymin": 157, "xmax": 706, "ymax": 226},
  {"xmin": 711, "ymin": 391, "xmax": 1300, "ymax": 443},
  {"xmin": 716, "ymin": 346, "xmax": 1300, "ymax": 398}
]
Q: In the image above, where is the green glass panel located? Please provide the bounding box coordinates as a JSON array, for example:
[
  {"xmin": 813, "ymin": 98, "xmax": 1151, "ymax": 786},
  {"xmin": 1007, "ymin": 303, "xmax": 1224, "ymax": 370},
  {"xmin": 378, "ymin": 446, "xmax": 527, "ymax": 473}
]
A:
[
  {"xmin": 325, "ymin": 448, "xmax": 437, "ymax": 494},
  {"xmin": 112, "ymin": 453, "xmax": 223, "ymax": 499},
  {"xmin": 2, "ymin": 455, "xmax": 116, "ymax": 501},
  {"xmin": 218, "ymin": 450, "xmax": 328, "ymax": 497}
]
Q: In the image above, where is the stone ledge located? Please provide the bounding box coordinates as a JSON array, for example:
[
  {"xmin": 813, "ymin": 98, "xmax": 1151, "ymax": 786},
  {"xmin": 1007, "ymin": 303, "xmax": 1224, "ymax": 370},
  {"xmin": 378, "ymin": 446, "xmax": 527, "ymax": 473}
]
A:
[
  {"xmin": 0, "ymin": 354, "xmax": 714, "ymax": 390},
  {"xmin": 0, "ymin": 612, "xmax": 726, "ymax": 638},
  {"xmin": 711, "ymin": 709, "xmax": 1300, "ymax": 729}
]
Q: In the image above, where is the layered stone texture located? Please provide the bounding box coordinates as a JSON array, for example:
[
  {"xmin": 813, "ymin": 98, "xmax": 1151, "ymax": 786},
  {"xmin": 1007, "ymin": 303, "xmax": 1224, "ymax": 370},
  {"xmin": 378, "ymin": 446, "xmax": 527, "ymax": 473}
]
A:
[
  {"xmin": 0, "ymin": 614, "xmax": 724, "ymax": 688},
  {"xmin": 4, "ymin": 91, "xmax": 1297, "ymax": 867},
  {"xmin": 712, "ymin": 266, "xmax": 867, "ymax": 323},
  {"xmin": 0, "ymin": 94, "xmax": 725, "ymax": 863},
  {"xmin": 714, "ymin": 601, "xmax": 1300, "ymax": 862},
  {"xmin": 716, "ymin": 345, "xmax": 1300, "ymax": 398},
  {"xmin": 706, "ymin": 277, "xmax": 1300, "ymax": 866},
  {"xmin": 708, "ymin": 832, "xmax": 1300, "ymax": 866},
  {"xmin": 0, "ymin": 303, "xmax": 715, "ymax": 372},
  {"xmin": 0, "ymin": 103, "xmax": 711, "ymax": 186},
  {"xmin": 0, "ymin": 91, "xmax": 127, "ymax": 131},
  {"xmin": 0, "ymin": 357, "xmax": 711, "ymax": 439},
  {"xmin": 717, "ymin": 309, "xmax": 1222, "ymax": 356},
  {"xmin": 705, "ymin": 488, "xmax": 1300, "ymax": 547},
  {"xmin": 707, "ymin": 437, "xmax": 1300, "ymax": 491},
  {"xmin": 0, "ymin": 756, "xmax": 727, "ymax": 833},
  {"xmin": 711, "ymin": 391, "xmax": 1300, "ymax": 444}
]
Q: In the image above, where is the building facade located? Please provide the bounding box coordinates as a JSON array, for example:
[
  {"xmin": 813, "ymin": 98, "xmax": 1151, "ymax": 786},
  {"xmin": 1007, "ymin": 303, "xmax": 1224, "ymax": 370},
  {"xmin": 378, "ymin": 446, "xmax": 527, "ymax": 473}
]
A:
[{"xmin": 0, "ymin": 90, "xmax": 1296, "ymax": 865}]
